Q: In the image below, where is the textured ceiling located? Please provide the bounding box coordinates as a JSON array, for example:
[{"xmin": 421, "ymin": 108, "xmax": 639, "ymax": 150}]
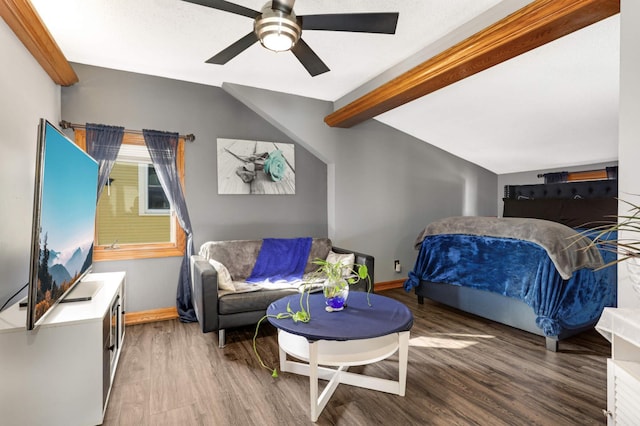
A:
[{"xmin": 30, "ymin": 0, "xmax": 620, "ymax": 174}]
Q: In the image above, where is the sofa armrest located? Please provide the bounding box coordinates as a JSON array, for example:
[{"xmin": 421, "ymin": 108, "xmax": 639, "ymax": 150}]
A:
[
  {"xmin": 332, "ymin": 246, "xmax": 375, "ymax": 293},
  {"xmin": 191, "ymin": 255, "xmax": 220, "ymax": 333}
]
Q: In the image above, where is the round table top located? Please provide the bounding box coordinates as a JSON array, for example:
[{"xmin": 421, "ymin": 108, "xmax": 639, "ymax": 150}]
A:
[{"xmin": 266, "ymin": 292, "xmax": 413, "ymax": 341}]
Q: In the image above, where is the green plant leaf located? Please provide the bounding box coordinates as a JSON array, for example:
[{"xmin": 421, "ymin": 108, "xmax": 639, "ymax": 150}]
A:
[
  {"xmin": 292, "ymin": 310, "xmax": 310, "ymax": 323},
  {"xmin": 358, "ymin": 264, "xmax": 368, "ymax": 280},
  {"xmin": 253, "ymin": 315, "xmax": 278, "ymax": 376}
]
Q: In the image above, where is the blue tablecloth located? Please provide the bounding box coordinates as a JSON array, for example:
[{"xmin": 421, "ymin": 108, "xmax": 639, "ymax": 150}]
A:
[{"xmin": 267, "ymin": 292, "xmax": 413, "ymax": 341}]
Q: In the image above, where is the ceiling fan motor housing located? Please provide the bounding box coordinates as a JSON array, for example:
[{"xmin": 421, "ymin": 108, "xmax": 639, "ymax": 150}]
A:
[{"xmin": 254, "ymin": 5, "xmax": 301, "ymax": 52}]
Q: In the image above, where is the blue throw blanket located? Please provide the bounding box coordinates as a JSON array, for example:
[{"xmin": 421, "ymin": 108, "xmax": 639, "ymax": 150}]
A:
[{"xmin": 246, "ymin": 237, "xmax": 312, "ymax": 283}]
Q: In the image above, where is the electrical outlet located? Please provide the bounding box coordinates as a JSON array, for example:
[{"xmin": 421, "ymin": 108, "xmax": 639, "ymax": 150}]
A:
[{"xmin": 394, "ymin": 260, "xmax": 401, "ymax": 273}]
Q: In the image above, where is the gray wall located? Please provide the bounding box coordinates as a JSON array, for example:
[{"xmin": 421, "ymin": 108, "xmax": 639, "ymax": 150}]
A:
[
  {"xmin": 61, "ymin": 64, "xmax": 328, "ymax": 312},
  {"xmin": 0, "ymin": 20, "xmax": 60, "ymax": 310},
  {"xmin": 1, "ymin": 46, "xmax": 498, "ymax": 313},
  {"xmin": 222, "ymin": 84, "xmax": 498, "ymax": 283}
]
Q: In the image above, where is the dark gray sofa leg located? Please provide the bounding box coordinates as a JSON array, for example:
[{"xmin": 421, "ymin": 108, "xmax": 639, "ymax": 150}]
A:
[
  {"xmin": 218, "ymin": 329, "xmax": 226, "ymax": 348},
  {"xmin": 545, "ymin": 337, "xmax": 558, "ymax": 352}
]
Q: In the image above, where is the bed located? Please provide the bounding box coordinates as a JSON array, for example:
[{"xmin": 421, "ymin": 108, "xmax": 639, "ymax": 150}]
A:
[{"xmin": 404, "ymin": 179, "xmax": 618, "ymax": 351}]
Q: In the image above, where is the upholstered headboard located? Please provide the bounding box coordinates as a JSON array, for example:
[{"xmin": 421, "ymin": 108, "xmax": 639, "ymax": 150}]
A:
[
  {"xmin": 503, "ymin": 180, "xmax": 618, "ymax": 228},
  {"xmin": 504, "ymin": 180, "xmax": 617, "ymax": 200}
]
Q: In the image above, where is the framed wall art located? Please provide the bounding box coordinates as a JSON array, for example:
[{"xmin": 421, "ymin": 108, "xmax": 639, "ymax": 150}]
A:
[{"xmin": 217, "ymin": 138, "xmax": 295, "ymax": 195}]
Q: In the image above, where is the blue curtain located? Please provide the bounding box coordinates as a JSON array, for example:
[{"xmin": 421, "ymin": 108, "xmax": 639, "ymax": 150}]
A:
[
  {"xmin": 142, "ymin": 129, "xmax": 196, "ymax": 322},
  {"xmin": 85, "ymin": 123, "xmax": 124, "ymax": 199}
]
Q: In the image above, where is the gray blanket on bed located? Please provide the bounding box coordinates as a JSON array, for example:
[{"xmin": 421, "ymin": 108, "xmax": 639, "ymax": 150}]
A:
[{"xmin": 415, "ymin": 216, "xmax": 603, "ymax": 280}]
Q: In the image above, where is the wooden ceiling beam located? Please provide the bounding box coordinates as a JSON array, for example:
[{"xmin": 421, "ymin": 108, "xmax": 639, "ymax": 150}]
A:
[
  {"xmin": 0, "ymin": 0, "xmax": 78, "ymax": 86},
  {"xmin": 324, "ymin": 0, "xmax": 620, "ymax": 128}
]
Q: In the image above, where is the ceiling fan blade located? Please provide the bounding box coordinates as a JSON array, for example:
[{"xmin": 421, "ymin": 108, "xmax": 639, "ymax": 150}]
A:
[
  {"xmin": 291, "ymin": 38, "xmax": 330, "ymax": 77},
  {"xmin": 206, "ymin": 32, "xmax": 259, "ymax": 64},
  {"xmin": 182, "ymin": 0, "xmax": 260, "ymax": 19},
  {"xmin": 299, "ymin": 13, "xmax": 399, "ymax": 34}
]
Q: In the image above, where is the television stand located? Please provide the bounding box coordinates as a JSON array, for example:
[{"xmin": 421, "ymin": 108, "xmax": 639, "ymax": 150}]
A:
[
  {"xmin": 0, "ymin": 271, "xmax": 126, "ymax": 426},
  {"xmin": 60, "ymin": 279, "xmax": 103, "ymax": 302},
  {"xmin": 20, "ymin": 297, "xmax": 92, "ymax": 307},
  {"xmin": 59, "ymin": 296, "xmax": 93, "ymax": 303},
  {"xmin": 17, "ymin": 279, "xmax": 103, "ymax": 307}
]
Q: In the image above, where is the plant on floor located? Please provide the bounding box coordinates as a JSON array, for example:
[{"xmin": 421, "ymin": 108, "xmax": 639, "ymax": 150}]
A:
[
  {"xmin": 575, "ymin": 199, "xmax": 640, "ymax": 294},
  {"xmin": 252, "ymin": 259, "xmax": 371, "ymax": 377}
]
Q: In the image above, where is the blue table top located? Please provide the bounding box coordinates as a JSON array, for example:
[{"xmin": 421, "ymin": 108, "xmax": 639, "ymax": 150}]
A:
[{"xmin": 266, "ymin": 292, "xmax": 413, "ymax": 341}]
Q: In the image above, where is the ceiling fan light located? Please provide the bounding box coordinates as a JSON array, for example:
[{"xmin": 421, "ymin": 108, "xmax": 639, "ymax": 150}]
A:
[
  {"xmin": 255, "ymin": 8, "xmax": 301, "ymax": 52},
  {"xmin": 261, "ymin": 32, "xmax": 294, "ymax": 52}
]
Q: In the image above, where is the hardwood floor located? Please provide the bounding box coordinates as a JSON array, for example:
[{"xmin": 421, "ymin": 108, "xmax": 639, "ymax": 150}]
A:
[{"xmin": 103, "ymin": 288, "xmax": 610, "ymax": 425}]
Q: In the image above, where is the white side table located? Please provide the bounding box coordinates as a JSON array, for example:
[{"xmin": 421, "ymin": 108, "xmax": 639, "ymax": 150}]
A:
[{"xmin": 596, "ymin": 307, "xmax": 640, "ymax": 425}]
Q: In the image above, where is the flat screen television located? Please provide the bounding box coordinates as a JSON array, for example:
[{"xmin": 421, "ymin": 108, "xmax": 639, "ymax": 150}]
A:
[{"xmin": 26, "ymin": 119, "xmax": 99, "ymax": 330}]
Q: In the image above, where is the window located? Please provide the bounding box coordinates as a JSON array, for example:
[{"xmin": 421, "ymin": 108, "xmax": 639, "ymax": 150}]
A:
[
  {"xmin": 138, "ymin": 164, "xmax": 171, "ymax": 214},
  {"xmin": 74, "ymin": 130, "xmax": 185, "ymax": 261}
]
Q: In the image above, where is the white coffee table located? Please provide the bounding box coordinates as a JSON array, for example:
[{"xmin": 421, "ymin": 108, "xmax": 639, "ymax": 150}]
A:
[{"xmin": 267, "ymin": 292, "xmax": 413, "ymax": 422}]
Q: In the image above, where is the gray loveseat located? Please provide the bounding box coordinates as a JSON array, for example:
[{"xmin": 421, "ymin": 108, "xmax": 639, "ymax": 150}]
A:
[{"xmin": 190, "ymin": 238, "xmax": 375, "ymax": 347}]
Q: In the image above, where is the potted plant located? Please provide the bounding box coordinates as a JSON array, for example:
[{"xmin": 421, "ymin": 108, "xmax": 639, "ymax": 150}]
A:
[
  {"xmin": 252, "ymin": 258, "xmax": 371, "ymax": 377},
  {"xmin": 310, "ymin": 257, "xmax": 371, "ymax": 311},
  {"xmin": 578, "ymin": 198, "xmax": 640, "ymax": 292}
]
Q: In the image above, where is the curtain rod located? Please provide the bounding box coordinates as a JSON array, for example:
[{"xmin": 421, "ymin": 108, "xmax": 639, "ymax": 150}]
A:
[
  {"xmin": 59, "ymin": 120, "xmax": 196, "ymax": 142},
  {"xmin": 537, "ymin": 166, "xmax": 617, "ymax": 179}
]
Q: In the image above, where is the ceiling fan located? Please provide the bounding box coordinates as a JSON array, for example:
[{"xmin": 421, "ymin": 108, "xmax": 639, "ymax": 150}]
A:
[{"xmin": 183, "ymin": 0, "xmax": 399, "ymax": 76}]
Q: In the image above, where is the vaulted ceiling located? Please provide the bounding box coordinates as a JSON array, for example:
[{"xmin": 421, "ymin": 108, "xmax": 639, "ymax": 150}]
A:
[{"xmin": 5, "ymin": 0, "xmax": 621, "ymax": 174}]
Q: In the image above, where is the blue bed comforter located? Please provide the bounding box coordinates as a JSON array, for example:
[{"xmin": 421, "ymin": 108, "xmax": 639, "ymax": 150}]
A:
[{"xmin": 404, "ymin": 221, "xmax": 617, "ymax": 337}]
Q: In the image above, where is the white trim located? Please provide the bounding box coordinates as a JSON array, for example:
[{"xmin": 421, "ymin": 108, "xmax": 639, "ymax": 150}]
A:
[
  {"xmin": 137, "ymin": 164, "xmax": 171, "ymax": 216},
  {"xmin": 117, "ymin": 144, "xmax": 151, "ymax": 164}
]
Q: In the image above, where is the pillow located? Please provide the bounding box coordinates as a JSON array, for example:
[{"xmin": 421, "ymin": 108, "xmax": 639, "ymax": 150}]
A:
[
  {"xmin": 325, "ymin": 251, "xmax": 355, "ymax": 277},
  {"xmin": 208, "ymin": 259, "xmax": 235, "ymax": 291}
]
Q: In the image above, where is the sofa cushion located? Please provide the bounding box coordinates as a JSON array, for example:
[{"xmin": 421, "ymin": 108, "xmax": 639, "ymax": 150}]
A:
[
  {"xmin": 218, "ymin": 288, "xmax": 298, "ymax": 315},
  {"xmin": 305, "ymin": 238, "xmax": 332, "ymax": 273},
  {"xmin": 218, "ymin": 281, "xmax": 262, "ymax": 295},
  {"xmin": 200, "ymin": 239, "xmax": 262, "ymax": 281}
]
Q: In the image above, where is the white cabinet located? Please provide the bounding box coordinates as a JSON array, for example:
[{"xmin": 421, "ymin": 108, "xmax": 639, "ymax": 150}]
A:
[
  {"xmin": 596, "ymin": 308, "xmax": 640, "ymax": 425},
  {"xmin": 0, "ymin": 271, "xmax": 125, "ymax": 426}
]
